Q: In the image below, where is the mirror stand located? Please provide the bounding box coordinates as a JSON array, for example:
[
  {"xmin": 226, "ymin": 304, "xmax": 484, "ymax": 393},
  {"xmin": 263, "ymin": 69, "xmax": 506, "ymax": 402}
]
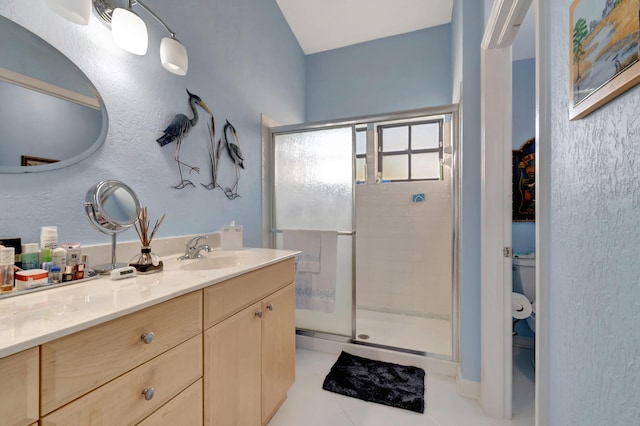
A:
[{"xmin": 94, "ymin": 233, "xmax": 128, "ymax": 274}]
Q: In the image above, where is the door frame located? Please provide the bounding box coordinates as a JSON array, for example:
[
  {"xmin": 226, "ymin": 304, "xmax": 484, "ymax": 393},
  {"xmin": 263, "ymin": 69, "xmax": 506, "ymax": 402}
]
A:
[{"xmin": 480, "ymin": 0, "xmax": 534, "ymax": 419}]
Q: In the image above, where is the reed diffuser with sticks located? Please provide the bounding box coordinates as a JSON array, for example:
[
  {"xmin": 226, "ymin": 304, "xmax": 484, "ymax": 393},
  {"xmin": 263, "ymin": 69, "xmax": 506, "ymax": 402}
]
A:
[{"xmin": 129, "ymin": 207, "xmax": 166, "ymax": 274}]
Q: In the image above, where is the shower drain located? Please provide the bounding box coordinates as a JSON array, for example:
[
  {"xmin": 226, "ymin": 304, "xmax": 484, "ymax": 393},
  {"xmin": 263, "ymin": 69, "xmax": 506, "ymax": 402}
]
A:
[{"xmin": 357, "ymin": 334, "xmax": 370, "ymax": 340}]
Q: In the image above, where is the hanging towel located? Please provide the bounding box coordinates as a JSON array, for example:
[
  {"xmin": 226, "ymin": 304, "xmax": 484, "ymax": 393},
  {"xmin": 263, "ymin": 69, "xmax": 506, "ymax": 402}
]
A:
[{"xmin": 283, "ymin": 230, "xmax": 337, "ymax": 313}]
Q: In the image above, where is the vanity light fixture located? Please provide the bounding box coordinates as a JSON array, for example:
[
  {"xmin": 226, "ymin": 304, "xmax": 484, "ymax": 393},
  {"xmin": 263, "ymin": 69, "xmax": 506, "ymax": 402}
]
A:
[{"xmin": 46, "ymin": 0, "xmax": 188, "ymax": 76}]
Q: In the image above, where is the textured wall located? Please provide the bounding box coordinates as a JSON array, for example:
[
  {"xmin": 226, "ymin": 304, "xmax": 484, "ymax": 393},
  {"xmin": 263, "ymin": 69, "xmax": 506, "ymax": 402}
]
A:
[
  {"xmin": 0, "ymin": 0, "xmax": 305, "ymax": 254},
  {"xmin": 512, "ymin": 58, "xmax": 536, "ymax": 254},
  {"xmin": 546, "ymin": 0, "xmax": 640, "ymax": 424},
  {"xmin": 305, "ymin": 25, "xmax": 452, "ymax": 122}
]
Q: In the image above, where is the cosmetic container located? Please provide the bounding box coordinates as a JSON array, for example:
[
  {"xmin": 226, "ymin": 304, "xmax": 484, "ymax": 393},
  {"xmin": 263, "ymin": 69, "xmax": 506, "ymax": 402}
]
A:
[
  {"xmin": 21, "ymin": 243, "xmax": 39, "ymax": 270},
  {"xmin": 49, "ymin": 266, "xmax": 62, "ymax": 284},
  {"xmin": 15, "ymin": 269, "xmax": 48, "ymax": 290},
  {"xmin": 0, "ymin": 247, "xmax": 15, "ymax": 293}
]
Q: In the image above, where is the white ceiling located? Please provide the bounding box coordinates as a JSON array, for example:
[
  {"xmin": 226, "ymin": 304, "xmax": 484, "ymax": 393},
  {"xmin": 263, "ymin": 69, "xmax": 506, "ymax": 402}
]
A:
[
  {"xmin": 275, "ymin": 0, "xmax": 454, "ymax": 55},
  {"xmin": 276, "ymin": 0, "xmax": 535, "ymax": 60}
]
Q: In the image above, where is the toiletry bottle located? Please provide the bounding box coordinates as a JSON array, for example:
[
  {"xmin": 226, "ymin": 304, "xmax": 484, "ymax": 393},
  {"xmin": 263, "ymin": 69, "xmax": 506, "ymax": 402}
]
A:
[
  {"xmin": 0, "ymin": 247, "xmax": 15, "ymax": 293},
  {"xmin": 21, "ymin": 243, "xmax": 39, "ymax": 270},
  {"xmin": 40, "ymin": 226, "xmax": 58, "ymax": 251},
  {"xmin": 41, "ymin": 247, "xmax": 54, "ymax": 272},
  {"xmin": 52, "ymin": 246, "xmax": 67, "ymax": 269}
]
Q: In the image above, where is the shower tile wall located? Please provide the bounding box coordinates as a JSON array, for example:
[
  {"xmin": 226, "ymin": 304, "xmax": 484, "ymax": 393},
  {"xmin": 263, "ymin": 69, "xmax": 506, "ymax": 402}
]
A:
[{"xmin": 355, "ymin": 179, "xmax": 452, "ymax": 319}]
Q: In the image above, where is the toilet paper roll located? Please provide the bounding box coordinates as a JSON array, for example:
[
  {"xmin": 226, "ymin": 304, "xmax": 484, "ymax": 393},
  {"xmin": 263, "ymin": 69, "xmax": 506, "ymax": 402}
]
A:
[{"xmin": 511, "ymin": 292, "xmax": 532, "ymax": 319}]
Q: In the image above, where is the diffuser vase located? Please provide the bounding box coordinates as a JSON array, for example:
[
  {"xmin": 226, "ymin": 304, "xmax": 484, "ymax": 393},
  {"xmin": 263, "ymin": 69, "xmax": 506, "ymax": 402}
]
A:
[{"xmin": 129, "ymin": 246, "xmax": 163, "ymax": 274}]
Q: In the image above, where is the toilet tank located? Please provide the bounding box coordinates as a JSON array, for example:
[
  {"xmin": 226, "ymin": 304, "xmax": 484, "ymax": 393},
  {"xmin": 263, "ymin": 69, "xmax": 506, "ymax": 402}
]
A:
[{"xmin": 512, "ymin": 257, "xmax": 536, "ymax": 302}]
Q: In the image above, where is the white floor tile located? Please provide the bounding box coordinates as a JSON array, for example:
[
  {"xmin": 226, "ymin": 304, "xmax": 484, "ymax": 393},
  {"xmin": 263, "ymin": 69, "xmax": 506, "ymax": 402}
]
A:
[{"xmin": 271, "ymin": 348, "xmax": 535, "ymax": 426}]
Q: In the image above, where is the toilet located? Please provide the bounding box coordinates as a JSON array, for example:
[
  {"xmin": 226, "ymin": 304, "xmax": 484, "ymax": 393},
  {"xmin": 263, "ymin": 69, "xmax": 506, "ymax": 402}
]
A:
[{"xmin": 512, "ymin": 255, "xmax": 536, "ymax": 333}]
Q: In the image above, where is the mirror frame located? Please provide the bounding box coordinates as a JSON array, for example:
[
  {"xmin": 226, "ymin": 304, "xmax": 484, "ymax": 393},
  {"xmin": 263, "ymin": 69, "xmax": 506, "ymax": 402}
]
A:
[
  {"xmin": 0, "ymin": 15, "xmax": 109, "ymax": 174},
  {"xmin": 84, "ymin": 180, "xmax": 140, "ymax": 234}
]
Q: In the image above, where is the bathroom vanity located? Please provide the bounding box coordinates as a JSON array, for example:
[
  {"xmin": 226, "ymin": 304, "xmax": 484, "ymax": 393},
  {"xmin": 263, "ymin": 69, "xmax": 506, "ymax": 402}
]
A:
[{"xmin": 0, "ymin": 248, "xmax": 297, "ymax": 426}]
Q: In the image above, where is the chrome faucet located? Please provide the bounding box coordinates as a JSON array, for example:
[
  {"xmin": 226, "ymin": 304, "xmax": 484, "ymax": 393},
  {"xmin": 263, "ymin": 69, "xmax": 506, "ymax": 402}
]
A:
[{"xmin": 178, "ymin": 235, "xmax": 212, "ymax": 260}]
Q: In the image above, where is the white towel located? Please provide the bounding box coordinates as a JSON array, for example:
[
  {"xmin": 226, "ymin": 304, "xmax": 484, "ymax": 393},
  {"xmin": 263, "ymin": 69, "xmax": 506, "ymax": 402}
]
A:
[{"xmin": 282, "ymin": 230, "xmax": 337, "ymax": 313}]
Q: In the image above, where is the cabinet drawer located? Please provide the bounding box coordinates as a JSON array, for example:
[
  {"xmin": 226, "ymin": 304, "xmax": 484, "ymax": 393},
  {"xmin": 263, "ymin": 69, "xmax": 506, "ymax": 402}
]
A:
[
  {"xmin": 204, "ymin": 258, "xmax": 294, "ymax": 328},
  {"xmin": 138, "ymin": 378, "xmax": 203, "ymax": 426},
  {"xmin": 0, "ymin": 347, "xmax": 39, "ymax": 426},
  {"xmin": 42, "ymin": 335, "xmax": 202, "ymax": 426},
  {"xmin": 41, "ymin": 290, "xmax": 203, "ymax": 414}
]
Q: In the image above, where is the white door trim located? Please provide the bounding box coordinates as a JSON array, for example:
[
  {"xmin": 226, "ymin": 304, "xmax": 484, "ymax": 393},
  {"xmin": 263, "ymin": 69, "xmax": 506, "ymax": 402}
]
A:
[{"xmin": 480, "ymin": 0, "xmax": 532, "ymax": 419}]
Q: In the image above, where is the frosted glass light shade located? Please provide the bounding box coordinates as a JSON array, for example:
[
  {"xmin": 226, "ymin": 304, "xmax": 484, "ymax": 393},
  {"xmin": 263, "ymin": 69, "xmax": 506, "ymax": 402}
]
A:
[
  {"xmin": 46, "ymin": 0, "xmax": 91, "ymax": 25},
  {"xmin": 112, "ymin": 8, "xmax": 148, "ymax": 55},
  {"xmin": 160, "ymin": 37, "xmax": 188, "ymax": 76}
]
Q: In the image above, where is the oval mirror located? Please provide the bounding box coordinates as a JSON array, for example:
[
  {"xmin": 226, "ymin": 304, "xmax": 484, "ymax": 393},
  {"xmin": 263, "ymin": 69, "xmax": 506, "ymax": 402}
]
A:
[
  {"xmin": 0, "ymin": 14, "xmax": 108, "ymax": 173},
  {"xmin": 84, "ymin": 180, "xmax": 140, "ymax": 273}
]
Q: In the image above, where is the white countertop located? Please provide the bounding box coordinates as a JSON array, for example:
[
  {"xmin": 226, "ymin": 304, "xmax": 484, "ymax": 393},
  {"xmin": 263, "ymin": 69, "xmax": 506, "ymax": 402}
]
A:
[{"xmin": 0, "ymin": 248, "xmax": 298, "ymax": 358}]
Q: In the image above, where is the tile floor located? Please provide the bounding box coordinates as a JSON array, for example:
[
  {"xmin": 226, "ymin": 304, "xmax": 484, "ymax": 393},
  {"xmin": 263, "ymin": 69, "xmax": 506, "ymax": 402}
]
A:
[
  {"xmin": 355, "ymin": 309, "xmax": 452, "ymax": 356},
  {"xmin": 269, "ymin": 347, "xmax": 535, "ymax": 426}
]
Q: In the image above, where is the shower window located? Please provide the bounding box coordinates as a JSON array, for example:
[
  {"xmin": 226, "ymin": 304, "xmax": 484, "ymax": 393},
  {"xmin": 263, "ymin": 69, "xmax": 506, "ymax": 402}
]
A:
[{"xmin": 378, "ymin": 119, "xmax": 443, "ymax": 181}]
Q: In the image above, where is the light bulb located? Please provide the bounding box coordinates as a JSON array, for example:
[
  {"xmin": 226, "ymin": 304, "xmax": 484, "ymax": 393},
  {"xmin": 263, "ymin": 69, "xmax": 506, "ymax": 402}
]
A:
[
  {"xmin": 160, "ymin": 37, "xmax": 188, "ymax": 76},
  {"xmin": 112, "ymin": 8, "xmax": 148, "ymax": 55}
]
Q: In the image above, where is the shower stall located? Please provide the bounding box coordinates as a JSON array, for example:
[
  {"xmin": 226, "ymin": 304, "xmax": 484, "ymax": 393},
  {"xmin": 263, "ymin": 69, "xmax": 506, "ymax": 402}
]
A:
[{"xmin": 265, "ymin": 105, "xmax": 458, "ymax": 360}]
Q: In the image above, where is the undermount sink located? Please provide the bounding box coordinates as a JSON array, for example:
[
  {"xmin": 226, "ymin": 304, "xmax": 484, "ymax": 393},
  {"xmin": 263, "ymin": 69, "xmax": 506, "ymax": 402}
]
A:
[{"xmin": 178, "ymin": 250, "xmax": 270, "ymax": 271}]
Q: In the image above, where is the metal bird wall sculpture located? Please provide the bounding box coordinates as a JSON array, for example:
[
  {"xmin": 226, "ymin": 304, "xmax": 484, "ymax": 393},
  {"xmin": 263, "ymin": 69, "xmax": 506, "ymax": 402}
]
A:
[
  {"xmin": 157, "ymin": 89, "xmax": 213, "ymax": 189},
  {"xmin": 221, "ymin": 119, "xmax": 244, "ymax": 199}
]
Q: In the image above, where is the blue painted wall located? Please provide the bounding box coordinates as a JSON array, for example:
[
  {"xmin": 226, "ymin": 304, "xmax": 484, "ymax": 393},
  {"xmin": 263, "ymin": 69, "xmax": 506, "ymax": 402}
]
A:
[
  {"xmin": 305, "ymin": 25, "xmax": 452, "ymax": 122},
  {"xmin": 512, "ymin": 58, "xmax": 536, "ymax": 254},
  {"xmin": 452, "ymin": 0, "xmax": 483, "ymax": 383},
  {"xmin": 544, "ymin": 0, "xmax": 640, "ymax": 423},
  {"xmin": 0, "ymin": 0, "xmax": 305, "ymax": 251}
]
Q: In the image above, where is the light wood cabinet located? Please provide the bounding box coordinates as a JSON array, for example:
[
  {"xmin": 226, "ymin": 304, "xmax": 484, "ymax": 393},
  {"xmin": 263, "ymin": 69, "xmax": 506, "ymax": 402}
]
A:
[
  {"xmin": 0, "ymin": 347, "xmax": 39, "ymax": 426},
  {"xmin": 204, "ymin": 302, "xmax": 262, "ymax": 426},
  {"xmin": 0, "ymin": 257, "xmax": 295, "ymax": 426},
  {"xmin": 261, "ymin": 284, "xmax": 296, "ymax": 423},
  {"xmin": 203, "ymin": 260, "xmax": 295, "ymax": 426},
  {"xmin": 138, "ymin": 378, "xmax": 203, "ymax": 426},
  {"xmin": 41, "ymin": 291, "xmax": 203, "ymax": 414},
  {"xmin": 42, "ymin": 335, "xmax": 202, "ymax": 426}
]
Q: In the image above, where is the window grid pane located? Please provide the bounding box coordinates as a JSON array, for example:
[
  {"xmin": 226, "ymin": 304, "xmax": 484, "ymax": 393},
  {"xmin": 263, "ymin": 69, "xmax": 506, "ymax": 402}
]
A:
[
  {"xmin": 411, "ymin": 152, "xmax": 440, "ymax": 179},
  {"xmin": 411, "ymin": 123, "xmax": 440, "ymax": 150},
  {"xmin": 381, "ymin": 126, "xmax": 408, "ymax": 152},
  {"xmin": 355, "ymin": 130, "xmax": 366, "ymax": 155},
  {"xmin": 356, "ymin": 157, "xmax": 366, "ymax": 182},
  {"xmin": 382, "ymin": 154, "xmax": 408, "ymax": 180}
]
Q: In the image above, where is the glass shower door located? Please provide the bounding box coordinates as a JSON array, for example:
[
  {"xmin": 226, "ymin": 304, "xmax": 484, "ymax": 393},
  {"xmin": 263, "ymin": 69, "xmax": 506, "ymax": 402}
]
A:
[{"xmin": 272, "ymin": 126, "xmax": 354, "ymax": 336}]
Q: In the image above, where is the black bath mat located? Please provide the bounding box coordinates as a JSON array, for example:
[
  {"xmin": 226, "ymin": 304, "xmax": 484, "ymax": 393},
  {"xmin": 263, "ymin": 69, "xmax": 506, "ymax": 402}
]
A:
[{"xmin": 322, "ymin": 351, "xmax": 425, "ymax": 413}]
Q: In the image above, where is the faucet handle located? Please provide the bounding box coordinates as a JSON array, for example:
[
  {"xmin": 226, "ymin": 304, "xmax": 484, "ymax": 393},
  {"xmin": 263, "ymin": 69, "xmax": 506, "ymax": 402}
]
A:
[{"xmin": 186, "ymin": 235, "xmax": 208, "ymax": 248}]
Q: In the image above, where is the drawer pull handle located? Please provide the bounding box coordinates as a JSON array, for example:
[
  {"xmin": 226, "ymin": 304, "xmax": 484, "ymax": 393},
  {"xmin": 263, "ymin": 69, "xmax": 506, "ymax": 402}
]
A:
[
  {"xmin": 142, "ymin": 387, "xmax": 155, "ymax": 401},
  {"xmin": 266, "ymin": 303, "xmax": 274, "ymax": 311},
  {"xmin": 141, "ymin": 332, "xmax": 155, "ymax": 344},
  {"xmin": 255, "ymin": 311, "xmax": 263, "ymax": 318}
]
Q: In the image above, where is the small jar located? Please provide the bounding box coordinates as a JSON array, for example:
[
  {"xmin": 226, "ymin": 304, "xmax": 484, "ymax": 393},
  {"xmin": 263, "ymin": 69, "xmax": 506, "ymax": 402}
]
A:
[
  {"xmin": 49, "ymin": 266, "xmax": 62, "ymax": 284},
  {"xmin": 0, "ymin": 247, "xmax": 15, "ymax": 293}
]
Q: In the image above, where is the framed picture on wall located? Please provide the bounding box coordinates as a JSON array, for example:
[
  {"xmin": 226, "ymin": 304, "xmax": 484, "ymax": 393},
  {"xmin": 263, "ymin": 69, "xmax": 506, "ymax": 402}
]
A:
[
  {"xmin": 512, "ymin": 138, "xmax": 535, "ymax": 222},
  {"xmin": 21, "ymin": 155, "xmax": 59, "ymax": 166},
  {"xmin": 570, "ymin": 0, "xmax": 640, "ymax": 120}
]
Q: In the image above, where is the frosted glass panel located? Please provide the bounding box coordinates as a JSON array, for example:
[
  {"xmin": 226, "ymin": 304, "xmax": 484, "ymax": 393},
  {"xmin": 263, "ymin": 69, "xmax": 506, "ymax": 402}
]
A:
[
  {"xmin": 381, "ymin": 126, "xmax": 408, "ymax": 152},
  {"xmin": 274, "ymin": 126, "xmax": 353, "ymax": 336},
  {"xmin": 356, "ymin": 157, "xmax": 365, "ymax": 183},
  {"xmin": 412, "ymin": 123, "xmax": 440, "ymax": 149},
  {"xmin": 411, "ymin": 152, "xmax": 440, "ymax": 179},
  {"xmin": 274, "ymin": 127, "xmax": 353, "ymax": 231},
  {"xmin": 382, "ymin": 155, "xmax": 408, "ymax": 180},
  {"xmin": 355, "ymin": 130, "xmax": 366, "ymax": 155}
]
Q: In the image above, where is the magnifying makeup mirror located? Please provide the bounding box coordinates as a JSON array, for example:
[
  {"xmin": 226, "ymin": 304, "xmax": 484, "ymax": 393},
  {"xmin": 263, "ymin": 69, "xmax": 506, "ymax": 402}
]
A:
[{"xmin": 84, "ymin": 180, "xmax": 140, "ymax": 274}]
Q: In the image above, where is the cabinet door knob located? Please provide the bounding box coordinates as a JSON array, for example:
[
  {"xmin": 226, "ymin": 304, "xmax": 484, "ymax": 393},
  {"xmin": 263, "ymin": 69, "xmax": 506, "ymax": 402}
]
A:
[
  {"xmin": 266, "ymin": 303, "xmax": 274, "ymax": 311},
  {"xmin": 142, "ymin": 387, "xmax": 155, "ymax": 400},
  {"xmin": 255, "ymin": 311, "xmax": 263, "ymax": 318},
  {"xmin": 141, "ymin": 332, "xmax": 155, "ymax": 344}
]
